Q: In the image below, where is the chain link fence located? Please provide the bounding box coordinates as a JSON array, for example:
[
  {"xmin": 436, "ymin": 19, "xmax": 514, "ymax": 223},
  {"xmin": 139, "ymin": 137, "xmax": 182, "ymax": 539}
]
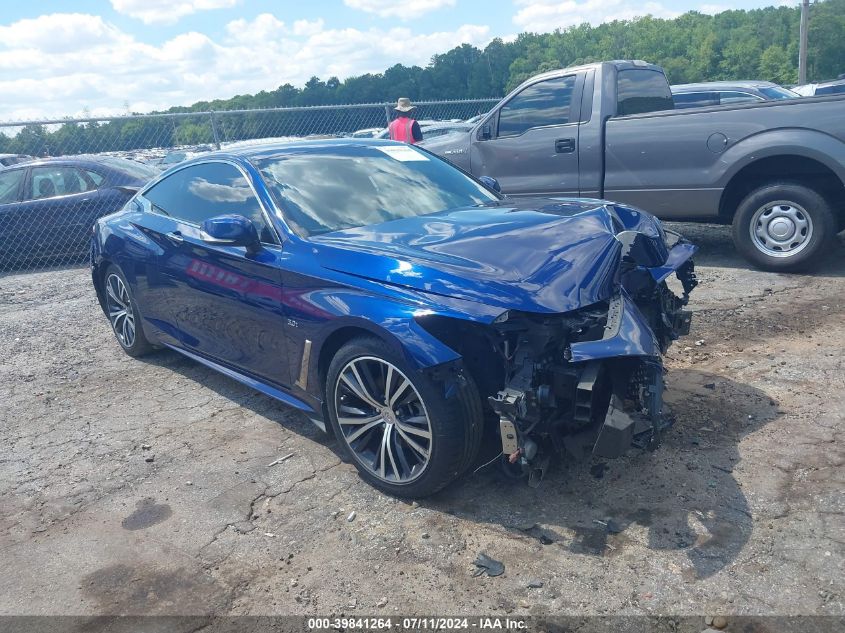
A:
[{"xmin": 0, "ymin": 98, "xmax": 498, "ymax": 273}]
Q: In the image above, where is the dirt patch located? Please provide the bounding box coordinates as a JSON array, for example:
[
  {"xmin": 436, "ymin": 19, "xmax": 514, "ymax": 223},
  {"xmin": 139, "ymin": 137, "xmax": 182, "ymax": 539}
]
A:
[{"xmin": 121, "ymin": 499, "xmax": 173, "ymax": 531}]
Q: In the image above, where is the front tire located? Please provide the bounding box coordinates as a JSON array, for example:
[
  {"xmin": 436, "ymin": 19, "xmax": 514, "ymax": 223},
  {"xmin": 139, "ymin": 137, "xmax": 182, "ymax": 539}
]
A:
[
  {"xmin": 732, "ymin": 182, "xmax": 835, "ymax": 272},
  {"xmin": 103, "ymin": 265, "xmax": 154, "ymax": 357},
  {"xmin": 326, "ymin": 336, "xmax": 482, "ymax": 498}
]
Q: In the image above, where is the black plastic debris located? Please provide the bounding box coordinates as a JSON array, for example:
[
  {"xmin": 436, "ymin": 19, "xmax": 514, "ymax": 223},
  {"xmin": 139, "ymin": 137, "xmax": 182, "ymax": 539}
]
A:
[
  {"xmin": 473, "ymin": 553, "xmax": 505, "ymax": 577},
  {"xmin": 590, "ymin": 462, "xmax": 607, "ymax": 479}
]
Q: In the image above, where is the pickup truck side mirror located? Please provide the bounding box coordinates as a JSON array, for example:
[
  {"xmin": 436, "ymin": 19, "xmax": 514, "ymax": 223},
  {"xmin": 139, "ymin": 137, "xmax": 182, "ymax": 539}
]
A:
[{"xmin": 480, "ymin": 123, "xmax": 492, "ymax": 140}]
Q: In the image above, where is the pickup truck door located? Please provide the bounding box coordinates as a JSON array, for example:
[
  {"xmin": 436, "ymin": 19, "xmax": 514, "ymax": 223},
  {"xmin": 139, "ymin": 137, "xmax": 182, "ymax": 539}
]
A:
[{"xmin": 471, "ymin": 73, "xmax": 584, "ymax": 196}]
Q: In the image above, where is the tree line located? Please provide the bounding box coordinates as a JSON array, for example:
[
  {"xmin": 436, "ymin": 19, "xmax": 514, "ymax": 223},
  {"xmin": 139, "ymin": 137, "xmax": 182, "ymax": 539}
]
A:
[{"xmin": 2, "ymin": 0, "xmax": 843, "ymax": 157}]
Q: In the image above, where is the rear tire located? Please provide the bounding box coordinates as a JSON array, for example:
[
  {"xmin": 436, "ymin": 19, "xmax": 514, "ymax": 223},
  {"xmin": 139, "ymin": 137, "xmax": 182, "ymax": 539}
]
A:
[
  {"xmin": 103, "ymin": 265, "xmax": 155, "ymax": 357},
  {"xmin": 326, "ymin": 336, "xmax": 482, "ymax": 498},
  {"xmin": 732, "ymin": 182, "xmax": 835, "ymax": 272}
]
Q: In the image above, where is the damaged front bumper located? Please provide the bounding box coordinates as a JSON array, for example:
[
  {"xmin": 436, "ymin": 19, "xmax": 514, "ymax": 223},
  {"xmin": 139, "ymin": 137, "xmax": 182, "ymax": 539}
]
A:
[{"xmin": 487, "ymin": 240, "xmax": 697, "ymax": 482}]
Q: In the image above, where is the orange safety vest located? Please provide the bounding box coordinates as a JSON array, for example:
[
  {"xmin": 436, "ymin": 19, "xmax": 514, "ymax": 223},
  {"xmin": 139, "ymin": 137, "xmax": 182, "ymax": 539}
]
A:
[{"xmin": 388, "ymin": 117, "xmax": 417, "ymax": 144}]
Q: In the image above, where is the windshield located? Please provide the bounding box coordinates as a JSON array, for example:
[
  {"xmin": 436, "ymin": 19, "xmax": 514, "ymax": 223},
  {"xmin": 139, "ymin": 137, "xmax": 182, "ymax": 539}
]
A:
[
  {"xmin": 255, "ymin": 144, "xmax": 500, "ymax": 237},
  {"xmin": 759, "ymin": 86, "xmax": 800, "ymax": 100}
]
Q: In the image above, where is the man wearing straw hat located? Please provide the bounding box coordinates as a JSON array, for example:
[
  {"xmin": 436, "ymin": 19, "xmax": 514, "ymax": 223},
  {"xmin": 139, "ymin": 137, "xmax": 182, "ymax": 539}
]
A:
[{"xmin": 388, "ymin": 98, "xmax": 423, "ymax": 144}]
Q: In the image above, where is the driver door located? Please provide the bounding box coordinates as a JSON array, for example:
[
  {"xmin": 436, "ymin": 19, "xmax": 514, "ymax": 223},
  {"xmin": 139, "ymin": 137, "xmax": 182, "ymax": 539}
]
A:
[
  {"xmin": 471, "ymin": 73, "xmax": 584, "ymax": 197},
  {"xmin": 139, "ymin": 161, "xmax": 292, "ymax": 387}
]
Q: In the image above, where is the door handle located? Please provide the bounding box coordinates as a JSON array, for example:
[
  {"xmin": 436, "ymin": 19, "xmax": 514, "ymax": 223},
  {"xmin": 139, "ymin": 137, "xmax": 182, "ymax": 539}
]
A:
[
  {"xmin": 555, "ymin": 138, "xmax": 575, "ymax": 153},
  {"xmin": 166, "ymin": 230, "xmax": 184, "ymax": 245}
]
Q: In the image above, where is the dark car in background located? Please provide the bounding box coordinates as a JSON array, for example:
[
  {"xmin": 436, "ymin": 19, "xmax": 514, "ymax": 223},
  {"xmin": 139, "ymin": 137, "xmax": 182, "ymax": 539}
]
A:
[
  {"xmin": 0, "ymin": 154, "xmax": 33, "ymax": 168},
  {"xmin": 671, "ymin": 81, "xmax": 799, "ymax": 108},
  {"xmin": 0, "ymin": 156, "xmax": 159, "ymax": 271},
  {"xmin": 793, "ymin": 78, "xmax": 845, "ymax": 97}
]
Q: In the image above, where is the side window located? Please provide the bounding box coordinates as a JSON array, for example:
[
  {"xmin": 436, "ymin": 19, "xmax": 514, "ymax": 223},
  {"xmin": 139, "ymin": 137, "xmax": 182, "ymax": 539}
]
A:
[
  {"xmin": 672, "ymin": 92, "xmax": 717, "ymax": 109},
  {"xmin": 617, "ymin": 69, "xmax": 674, "ymax": 116},
  {"xmin": 0, "ymin": 169, "xmax": 25, "ymax": 204},
  {"xmin": 143, "ymin": 162, "xmax": 277, "ymax": 244},
  {"xmin": 30, "ymin": 167, "xmax": 94, "ymax": 200},
  {"xmin": 86, "ymin": 170, "xmax": 105, "ymax": 187},
  {"xmin": 718, "ymin": 91, "xmax": 762, "ymax": 105},
  {"xmin": 497, "ymin": 76, "xmax": 576, "ymax": 138}
]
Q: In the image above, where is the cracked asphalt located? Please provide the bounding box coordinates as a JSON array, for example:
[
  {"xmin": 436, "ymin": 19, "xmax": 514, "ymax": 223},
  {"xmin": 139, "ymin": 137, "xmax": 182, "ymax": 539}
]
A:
[{"xmin": 0, "ymin": 223, "xmax": 843, "ymax": 623}]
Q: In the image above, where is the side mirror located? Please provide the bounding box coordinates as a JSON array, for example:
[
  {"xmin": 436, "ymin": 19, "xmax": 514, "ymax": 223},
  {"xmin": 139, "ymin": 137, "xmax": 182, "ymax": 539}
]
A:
[
  {"xmin": 200, "ymin": 214, "xmax": 261, "ymax": 254},
  {"xmin": 478, "ymin": 176, "xmax": 501, "ymax": 193},
  {"xmin": 480, "ymin": 123, "xmax": 492, "ymax": 140}
]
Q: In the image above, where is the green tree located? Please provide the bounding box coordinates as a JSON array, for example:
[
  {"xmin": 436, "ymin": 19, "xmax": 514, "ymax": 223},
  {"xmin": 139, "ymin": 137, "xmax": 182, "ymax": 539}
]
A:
[{"xmin": 759, "ymin": 45, "xmax": 797, "ymax": 84}]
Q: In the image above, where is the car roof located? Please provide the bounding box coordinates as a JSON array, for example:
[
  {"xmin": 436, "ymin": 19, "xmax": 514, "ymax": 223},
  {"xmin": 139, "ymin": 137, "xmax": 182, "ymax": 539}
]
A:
[
  {"xmin": 198, "ymin": 138, "xmax": 415, "ymax": 163},
  {"xmin": 816, "ymin": 78, "xmax": 845, "ymax": 88},
  {"xmin": 11, "ymin": 155, "xmax": 116, "ymax": 169},
  {"xmin": 10, "ymin": 155, "xmax": 153, "ymax": 174},
  {"xmin": 671, "ymin": 81, "xmax": 777, "ymax": 92}
]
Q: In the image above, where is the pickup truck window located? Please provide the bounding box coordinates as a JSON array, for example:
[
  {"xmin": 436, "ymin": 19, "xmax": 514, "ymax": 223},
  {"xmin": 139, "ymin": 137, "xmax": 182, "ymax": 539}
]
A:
[
  {"xmin": 497, "ymin": 76, "xmax": 576, "ymax": 138},
  {"xmin": 617, "ymin": 69, "xmax": 674, "ymax": 115}
]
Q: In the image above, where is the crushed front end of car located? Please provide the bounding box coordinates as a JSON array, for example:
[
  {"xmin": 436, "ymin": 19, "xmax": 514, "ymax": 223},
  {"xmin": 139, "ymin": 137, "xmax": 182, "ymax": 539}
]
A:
[{"xmin": 415, "ymin": 216, "xmax": 697, "ymax": 485}]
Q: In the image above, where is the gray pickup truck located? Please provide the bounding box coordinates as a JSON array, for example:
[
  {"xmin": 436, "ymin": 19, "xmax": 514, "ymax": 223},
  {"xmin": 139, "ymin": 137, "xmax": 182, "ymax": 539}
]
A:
[{"xmin": 423, "ymin": 60, "xmax": 845, "ymax": 271}]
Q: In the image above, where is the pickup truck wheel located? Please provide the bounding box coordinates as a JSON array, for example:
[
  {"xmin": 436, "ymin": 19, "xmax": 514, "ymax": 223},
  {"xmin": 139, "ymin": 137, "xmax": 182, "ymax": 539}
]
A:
[
  {"xmin": 326, "ymin": 336, "xmax": 482, "ymax": 498},
  {"xmin": 732, "ymin": 182, "xmax": 835, "ymax": 272}
]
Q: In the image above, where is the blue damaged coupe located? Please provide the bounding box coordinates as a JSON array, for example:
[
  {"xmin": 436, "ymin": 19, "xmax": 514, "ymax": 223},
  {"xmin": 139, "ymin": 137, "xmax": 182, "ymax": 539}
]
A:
[{"xmin": 91, "ymin": 139, "xmax": 698, "ymax": 497}]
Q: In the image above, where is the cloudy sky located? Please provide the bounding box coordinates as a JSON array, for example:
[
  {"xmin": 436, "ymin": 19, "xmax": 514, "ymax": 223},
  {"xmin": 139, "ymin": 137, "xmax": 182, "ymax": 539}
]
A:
[{"xmin": 0, "ymin": 0, "xmax": 795, "ymax": 120}]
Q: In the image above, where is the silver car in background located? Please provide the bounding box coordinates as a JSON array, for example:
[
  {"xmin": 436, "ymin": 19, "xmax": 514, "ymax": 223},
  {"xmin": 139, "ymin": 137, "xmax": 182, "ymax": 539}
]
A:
[{"xmin": 672, "ymin": 81, "xmax": 799, "ymax": 108}]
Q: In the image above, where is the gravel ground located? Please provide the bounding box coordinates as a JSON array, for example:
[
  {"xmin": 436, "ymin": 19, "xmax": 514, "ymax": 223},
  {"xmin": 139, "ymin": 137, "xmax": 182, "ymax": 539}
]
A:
[{"xmin": 0, "ymin": 224, "xmax": 843, "ymax": 627}]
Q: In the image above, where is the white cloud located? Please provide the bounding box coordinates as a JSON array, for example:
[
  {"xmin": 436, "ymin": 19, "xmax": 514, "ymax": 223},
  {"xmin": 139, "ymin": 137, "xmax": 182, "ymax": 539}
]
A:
[
  {"xmin": 0, "ymin": 13, "xmax": 126, "ymax": 53},
  {"xmin": 0, "ymin": 12, "xmax": 491, "ymax": 120},
  {"xmin": 224, "ymin": 14, "xmax": 326, "ymax": 42},
  {"xmin": 513, "ymin": 0, "xmax": 681, "ymax": 33},
  {"xmin": 110, "ymin": 0, "xmax": 241, "ymax": 25},
  {"xmin": 292, "ymin": 24, "xmax": 490, "ymax": 80},
  {"xmin": 699, "ymin": 4, "xmax": 731, "ymax": 14},
  {"xmin": 343, "ymin": 0, "xmax": 456, "ymax": 20},
  {"xmin": 226, "ymin": 13, "xmax": 288, "ymax": 41},
  {"xmin": 293, "ymin": 18, "xmax": 326, "ymax": 37}
]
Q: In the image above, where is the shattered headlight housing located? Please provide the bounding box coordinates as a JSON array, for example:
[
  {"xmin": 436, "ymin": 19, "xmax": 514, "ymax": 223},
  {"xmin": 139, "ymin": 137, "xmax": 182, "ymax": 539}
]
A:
[{"xmin": 615, "ymin": 229, "xmax": 669, "ymax": 268}]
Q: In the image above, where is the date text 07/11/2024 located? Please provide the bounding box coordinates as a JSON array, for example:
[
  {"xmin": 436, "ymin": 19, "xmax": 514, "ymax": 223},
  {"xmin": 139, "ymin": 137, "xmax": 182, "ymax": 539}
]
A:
[{"xmin": 306, "ymin": 616, "xmax": 527, "ymax": 630}]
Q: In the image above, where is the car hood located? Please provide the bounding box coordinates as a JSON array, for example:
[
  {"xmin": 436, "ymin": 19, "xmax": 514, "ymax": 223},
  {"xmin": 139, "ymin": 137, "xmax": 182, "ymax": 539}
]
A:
[{"xmin": 309, "ymin": 198, "xmax": 668, "ymax": 315}]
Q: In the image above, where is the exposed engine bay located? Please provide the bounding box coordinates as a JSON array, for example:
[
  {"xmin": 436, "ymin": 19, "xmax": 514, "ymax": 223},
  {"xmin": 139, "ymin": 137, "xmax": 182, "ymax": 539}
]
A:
[{"xmin": 420, "ymin": 229, "xmax": 698, "ymax": 485}]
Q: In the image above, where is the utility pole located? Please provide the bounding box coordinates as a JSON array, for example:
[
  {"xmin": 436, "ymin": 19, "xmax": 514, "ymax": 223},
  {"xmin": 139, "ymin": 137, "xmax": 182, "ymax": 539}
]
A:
[{"xmin": 798, "ymin": 0, "xmax": 810, "ymax": 84}]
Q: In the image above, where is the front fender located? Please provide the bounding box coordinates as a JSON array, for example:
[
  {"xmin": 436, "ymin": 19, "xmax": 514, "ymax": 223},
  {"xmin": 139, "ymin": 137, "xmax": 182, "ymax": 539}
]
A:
[
  {"xmin": 290, "ymin": 287, "xmax": 469, "ymax": 412},
  {"xmin": 306, "ymin": 293, "xmax": 463, "ymax": 373}
]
